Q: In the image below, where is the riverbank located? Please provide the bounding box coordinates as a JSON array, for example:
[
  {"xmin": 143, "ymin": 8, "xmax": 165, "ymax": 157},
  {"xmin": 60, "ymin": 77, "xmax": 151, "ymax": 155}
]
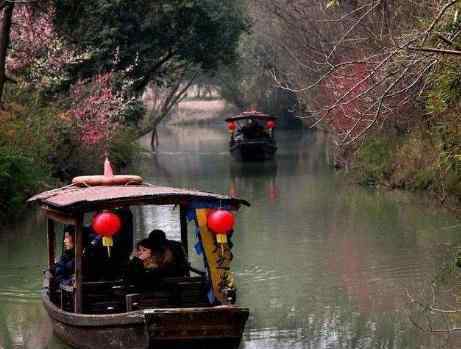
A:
[
  {"xmin": 167, "ymin": 98, "xmax": 238, "ymax": 126},
  {"xmin": 349, "ymin": 124, "xmax": 460, "ymax": 216}
]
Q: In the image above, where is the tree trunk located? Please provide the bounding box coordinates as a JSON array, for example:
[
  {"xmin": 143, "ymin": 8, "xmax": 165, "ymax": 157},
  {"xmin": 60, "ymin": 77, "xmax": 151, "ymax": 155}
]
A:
[
  {"xmin": 149, "ymin": 71, "xmax": 198, "ymax": 152},
  {"xmin": 0, "ymin": 3, "xmax": 13, "ymax": 108}
]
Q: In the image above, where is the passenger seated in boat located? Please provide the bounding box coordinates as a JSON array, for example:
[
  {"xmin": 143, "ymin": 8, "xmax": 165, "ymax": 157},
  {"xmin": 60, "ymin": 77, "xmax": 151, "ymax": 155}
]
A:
[
  {"xmin": 241, "ymin": 119, "xmax": 265, "ymax": 139},
  {"xmin": 54, "ymin": 225, "xmax": 75, "ymax": 287},
  {"xmin": 126, "ymin": 239, "xmax": 163, "ymax": 289},
  {"xmin": 148, "ymin": 229, "xmax": 188, "ymax": 277},
  {"xmin": 126, "ymin": 230, "xmax": 187, "ymax": 289}
]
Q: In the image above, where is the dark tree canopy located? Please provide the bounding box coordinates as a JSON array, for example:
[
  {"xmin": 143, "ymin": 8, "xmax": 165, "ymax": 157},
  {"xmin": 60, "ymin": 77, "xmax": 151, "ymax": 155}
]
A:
[{"xmin": 53, "ymin": 0, "xmax": 249, "ymax": 93}]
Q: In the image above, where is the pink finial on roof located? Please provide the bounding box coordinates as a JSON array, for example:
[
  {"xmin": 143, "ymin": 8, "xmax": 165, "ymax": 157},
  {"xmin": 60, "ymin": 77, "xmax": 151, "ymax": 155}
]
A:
[{"xmin": 104, "ymin": 157, "xmax": 114, "ymax": 177}]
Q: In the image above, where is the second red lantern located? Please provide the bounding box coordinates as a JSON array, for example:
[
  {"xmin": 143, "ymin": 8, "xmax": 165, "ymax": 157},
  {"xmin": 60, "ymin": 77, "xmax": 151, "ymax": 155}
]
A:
[
  {"xmin": 227, "ymin": 122, "xmax": 236, "ymax": 132},
  {"xmin": 207, "ymin": 209, "xmax": 235, "ymax": 234}
]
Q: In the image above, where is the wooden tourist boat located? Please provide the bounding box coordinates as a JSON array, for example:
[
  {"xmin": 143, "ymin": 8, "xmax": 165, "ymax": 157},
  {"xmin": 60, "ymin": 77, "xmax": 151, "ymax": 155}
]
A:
[
  {"xmin": 226, "ymin": 111, "xmax": 277, "ymax": 161},
  {"xmin": 28, "ymin": 162, "xmax": 250, "ymax": 349}
]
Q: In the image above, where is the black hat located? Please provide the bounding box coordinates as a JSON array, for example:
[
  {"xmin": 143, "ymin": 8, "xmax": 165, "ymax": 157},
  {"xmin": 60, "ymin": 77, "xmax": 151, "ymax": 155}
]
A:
[
  {"xmin": 64, "ymin": 225, "xmax": 75, "ymax": 234},
  {"xmin": 148, "ymin": 229, "xmax": 167, "ymax": 247}
]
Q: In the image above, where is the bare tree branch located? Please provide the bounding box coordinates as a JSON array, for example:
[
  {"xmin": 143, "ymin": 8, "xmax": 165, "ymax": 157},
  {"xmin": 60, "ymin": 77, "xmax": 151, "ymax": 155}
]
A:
[
  {"xmin": 408, "ymin": 46, "xmax": 461, "ymax": 55},
  {"xmin": 421, "ymin": 0, "xmax": 460, "ymax": 45},
  {"xmin": 436, "ymin": 33, "xmax": 461, "ymax": 50}
]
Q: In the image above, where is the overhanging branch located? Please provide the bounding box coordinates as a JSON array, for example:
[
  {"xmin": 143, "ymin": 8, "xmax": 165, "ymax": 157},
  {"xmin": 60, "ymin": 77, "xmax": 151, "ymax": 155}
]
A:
[{"xmin": 408, "ymin": 46, "xmax": 461, "ymax": 56}]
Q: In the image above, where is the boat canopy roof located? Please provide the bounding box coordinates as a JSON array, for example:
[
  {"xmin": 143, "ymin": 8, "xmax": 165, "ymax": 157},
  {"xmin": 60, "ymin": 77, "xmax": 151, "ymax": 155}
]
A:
[
  {"xmin": 28, "ymin": 183, "xmax": 250, "ymax": 213},
  {"xmin": 225, "ymin": 111, "xmax": 277, "ymax": 122}
]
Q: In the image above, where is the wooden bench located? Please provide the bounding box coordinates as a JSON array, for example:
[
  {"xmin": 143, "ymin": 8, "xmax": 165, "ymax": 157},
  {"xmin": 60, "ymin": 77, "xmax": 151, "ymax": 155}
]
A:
[
  {"xmin": 57, "ymin": 277, "xmax": 210, "ymax": 313},
  {"xmin": 82, "ymin": 280, "xmax": 126, "ymax": 314},
  {"xmin": 125, "ymin": 276, "xmax": 210, "ymax": 311}
]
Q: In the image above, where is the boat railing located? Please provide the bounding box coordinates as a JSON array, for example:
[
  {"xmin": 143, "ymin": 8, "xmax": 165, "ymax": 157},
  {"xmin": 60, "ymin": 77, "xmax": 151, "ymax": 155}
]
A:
[
  {"xmin": 125, "ymin": 276, "xmax": 209, "ymax": 311},
  {"xmin": 54, "ymin": 276, "xmax": 210, "ymax": 313}
]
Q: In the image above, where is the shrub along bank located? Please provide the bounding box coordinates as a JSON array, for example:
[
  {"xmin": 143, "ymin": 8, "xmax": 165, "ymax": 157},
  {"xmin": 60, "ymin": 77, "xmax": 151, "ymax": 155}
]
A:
[
  {"xmin": 351, "ymin": 53, "xmax": 460, "ymax": 213},
  {"xmin": 0, "ymin": 88, "xmax": 141, "ymax": 223},
  {"xmin": 352, "ymin": 111, "xmax": 460, "ymax": 212}
]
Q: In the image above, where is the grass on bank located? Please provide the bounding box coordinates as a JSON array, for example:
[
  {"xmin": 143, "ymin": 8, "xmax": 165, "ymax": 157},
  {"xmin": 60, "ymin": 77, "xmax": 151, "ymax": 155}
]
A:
[{"xmin": 352, "ymin": 114, "xmax": 460, "ymax": 209}]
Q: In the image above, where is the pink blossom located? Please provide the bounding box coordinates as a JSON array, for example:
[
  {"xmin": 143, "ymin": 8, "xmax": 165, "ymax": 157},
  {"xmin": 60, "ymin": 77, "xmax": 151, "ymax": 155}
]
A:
[{"xmin": 69, "ymin": 72, "xmax": 124, "ymax": 146}]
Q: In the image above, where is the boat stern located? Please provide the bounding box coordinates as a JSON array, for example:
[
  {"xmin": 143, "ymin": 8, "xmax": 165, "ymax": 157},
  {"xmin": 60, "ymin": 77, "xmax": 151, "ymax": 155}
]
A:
[{"xmin": 145, "ymin": 305, "xmax": 249, "ymax": 348}]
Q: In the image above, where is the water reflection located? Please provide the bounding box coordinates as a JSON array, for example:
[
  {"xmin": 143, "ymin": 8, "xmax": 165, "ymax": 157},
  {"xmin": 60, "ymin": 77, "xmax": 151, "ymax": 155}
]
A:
[
  {"xmin": 229, "ymin": 161, "xmax": 278, "ymax": 202},
  {"xmin": 0, "ymin": 212, "xmax": 50, "ymax": 349},
  {"xmin": 1, "ymin": 125, "xmax": 460, "ymax": 349}
]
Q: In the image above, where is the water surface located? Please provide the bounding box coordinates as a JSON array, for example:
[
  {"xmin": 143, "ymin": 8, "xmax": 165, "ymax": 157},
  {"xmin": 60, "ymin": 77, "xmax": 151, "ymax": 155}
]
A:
[{"xmin": 1, "ymin": 126, "xmax": 460, "ymax": 349}]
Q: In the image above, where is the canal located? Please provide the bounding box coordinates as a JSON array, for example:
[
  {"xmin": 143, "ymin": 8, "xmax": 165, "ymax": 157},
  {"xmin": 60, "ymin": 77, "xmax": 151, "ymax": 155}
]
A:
[{"xmin": 1, "ymin": 126, "xmax": 460, "ymax": 348}]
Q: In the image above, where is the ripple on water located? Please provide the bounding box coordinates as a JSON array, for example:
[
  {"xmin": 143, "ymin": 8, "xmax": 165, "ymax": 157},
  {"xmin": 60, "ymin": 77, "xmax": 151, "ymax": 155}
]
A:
[{"xmin": 0, "ymin": 266, "xmax": 42, "ymax": 303}]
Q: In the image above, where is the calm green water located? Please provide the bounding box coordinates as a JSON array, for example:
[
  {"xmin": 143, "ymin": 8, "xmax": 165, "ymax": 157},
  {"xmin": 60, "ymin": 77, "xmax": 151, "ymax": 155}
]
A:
[{"xmin": 1, "ymin": 126, "xmax": 460, "ymax": 349}]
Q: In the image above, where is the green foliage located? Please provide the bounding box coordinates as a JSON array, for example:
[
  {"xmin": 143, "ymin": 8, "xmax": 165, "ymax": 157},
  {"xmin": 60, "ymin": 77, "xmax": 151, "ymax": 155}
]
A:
[
  {"xmin": 354, "ymin": 116, "xmax": 460, "ymax": 203},
  {"xmin": 0, "ymin": 84, "xmax": 144, "ymax": 222},
  {"xmin": 53, "ymin": 0, "xmax": 249, "ymax": 94},
  {"xmin": 0, "ymin": 0, "xmax": 251, "ymax": 221},
  {"xmin": 47, "ymin": 125, "xmax": 145, "ymax": 178},
  {"xmin": 215, "ymin": 29, "xmax": 301, "ymax": 127},
  {"xmin": 433, "ymin": 113, "xmax": 461, "ymax": 198},
  {"xmin": 426, "ymin": 64, "xmax": 461, "ymax": 114},
  {"xmin": 119, "ymin": 99, "xmax": 145, "ymax": 128},
  {"xmin": 215, "ymin": 63, "xmax": 248, "ymax": 109},
  {"xmin": 326, "ymin": 0, "xmax": 340, "ymax": 9},
  {"xmin": 0, "ymin": 148, "xmax": 48, "ymax": 221},
  {"xmin": 390, "ymin": 131, "xmax": 438, "ymax": 191},
  {"xmin": 108, "ymin": 127, "xmax": 146, "ymax": 170},
  {"xmin": 354, "ymin": 137, "xmax": 394, "ymax": 185},
  {"xmin": 425, "ymin": 57, "xmax": 461, "ymax": 200}
]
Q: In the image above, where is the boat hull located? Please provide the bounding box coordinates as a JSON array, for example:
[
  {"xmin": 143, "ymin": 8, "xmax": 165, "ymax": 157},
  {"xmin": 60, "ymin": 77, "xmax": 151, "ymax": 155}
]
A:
[
  {"xmin": 42, "ymin": 290, "xmax": 249, "ymax": 349},
  {"xmin": 230, "ymin": 140, "xmax": 277, "ymax": 161}
]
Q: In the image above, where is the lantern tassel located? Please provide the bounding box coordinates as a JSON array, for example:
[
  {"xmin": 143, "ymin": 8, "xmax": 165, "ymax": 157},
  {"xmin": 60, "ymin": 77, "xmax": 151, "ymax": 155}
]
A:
[{"xmin": 102, "ymin": 236, "xmax": 114, "ymax": 258}]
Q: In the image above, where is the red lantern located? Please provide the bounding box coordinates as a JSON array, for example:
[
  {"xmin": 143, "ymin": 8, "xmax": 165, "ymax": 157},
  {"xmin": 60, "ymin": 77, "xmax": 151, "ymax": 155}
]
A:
[
  {"xmin": 266, "ymin": 120, "xmax": 275, "ymax": 129},
  {"xmin": 207, "ymin": 209, "xmax": 235, "ymax": 254},
  {"xmin": 92, "ymin": 211, "xmax": 122, "ymax": 257},
  {"xmin": 227, "ymin": 122, "xmax": 236, "ymax": 132},
  {"xmin": 92, "ymin": 212, "xmax": 122, "ymax": 237},
  {"xmin": 207, "ymin": 209, "xmax": 235, "ymax": 234}
]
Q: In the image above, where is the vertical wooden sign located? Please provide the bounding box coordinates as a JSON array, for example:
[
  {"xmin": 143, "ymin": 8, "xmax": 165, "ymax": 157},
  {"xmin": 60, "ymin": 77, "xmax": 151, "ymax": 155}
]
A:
[{"xmin": 196, "ymin": 209, "xmax": 233, "ymax": 304}]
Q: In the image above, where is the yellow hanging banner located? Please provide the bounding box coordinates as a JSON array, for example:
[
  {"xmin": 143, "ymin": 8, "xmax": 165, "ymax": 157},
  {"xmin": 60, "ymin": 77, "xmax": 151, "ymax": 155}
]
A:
[{"xmin": 196, "ymin": 208, "xmax": 234, "ymax": 304}]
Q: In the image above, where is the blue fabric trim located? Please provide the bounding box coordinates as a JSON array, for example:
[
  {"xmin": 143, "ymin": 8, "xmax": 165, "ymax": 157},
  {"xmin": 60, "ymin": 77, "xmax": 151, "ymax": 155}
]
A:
[
  {"xmin": 194, "ymin": 241, "xmax": 203, "ymax": 255},
  {"xmin": 185, "ymin": 208, "xmax": 196, "ymax": 222},
  {"xmin": 207, "ymin": 289, "xmax": 216, "ymax": 304},
  {"xmin": 187, "ymin": 200, "xmax": 235, "ymax": 210}
]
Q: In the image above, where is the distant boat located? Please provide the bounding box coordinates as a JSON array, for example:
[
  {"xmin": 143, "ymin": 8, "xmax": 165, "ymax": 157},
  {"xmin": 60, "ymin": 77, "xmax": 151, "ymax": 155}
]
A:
[
  {"xmin": 28, "ymin": 163, "xmax": 250, "ymax": 349},
  {"xmin": 226, "ymin": 111, "xmax": 277, "ymax": 161}
]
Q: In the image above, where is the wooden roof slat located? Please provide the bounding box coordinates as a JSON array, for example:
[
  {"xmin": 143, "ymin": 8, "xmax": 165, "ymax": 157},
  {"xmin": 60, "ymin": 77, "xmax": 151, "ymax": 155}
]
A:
[
  {"xmin": 28, "ymin": 184, "xmax": 249, "ymax": 212},
  {"xmin": 225, "ymin": 111, "xmax": 277, "ymax": 122}
]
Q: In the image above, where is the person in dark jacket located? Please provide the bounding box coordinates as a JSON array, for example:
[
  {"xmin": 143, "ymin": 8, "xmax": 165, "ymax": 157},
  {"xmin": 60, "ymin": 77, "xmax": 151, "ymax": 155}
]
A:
[
  {"xmin": 148, "ymin": 229, "xmax": 187, "ymax": 277},
  {"xmin": 54, "ymin": 226, "xmax": 75, "ymax": 286},
  {"xmin": 126, "ymin": 229, "xmax": 188, "ymax": 290},
  {"xmin": 126, "ymin": 238, "xmax": 163, "ymax": 289}
]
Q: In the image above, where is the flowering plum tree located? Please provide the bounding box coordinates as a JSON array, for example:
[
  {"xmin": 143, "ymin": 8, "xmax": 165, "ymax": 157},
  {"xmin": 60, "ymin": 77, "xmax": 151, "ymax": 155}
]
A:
[
  {"xmin": 53, "ymin": 0, "xmax": 249, "ymax": 150},
  {"xmin": 1, "ymin": 0, "xmax": 248, "ymax": 150},
  {"xmin": 7, "ymin": 4, "xmax": 87, "ymax": 90},
  {"xmin": 255, "ymin": 0, "xmax": 460, "ymax": 145},
  {"xmin": 68, "ymin": 73, "xmax": 125, "ymax": 146},
  {"xmin": 2, "ymin": 2, "xmax": 132, "ymax": 149}
]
